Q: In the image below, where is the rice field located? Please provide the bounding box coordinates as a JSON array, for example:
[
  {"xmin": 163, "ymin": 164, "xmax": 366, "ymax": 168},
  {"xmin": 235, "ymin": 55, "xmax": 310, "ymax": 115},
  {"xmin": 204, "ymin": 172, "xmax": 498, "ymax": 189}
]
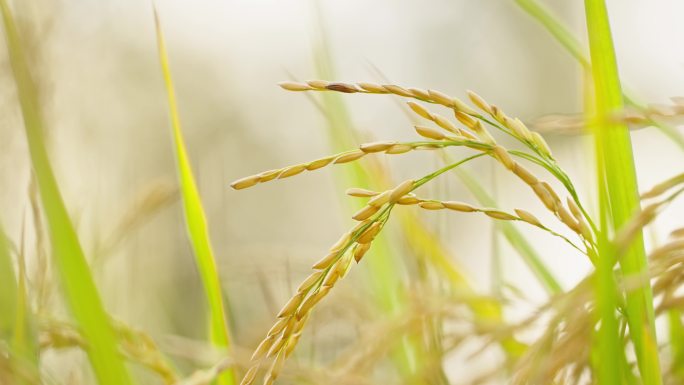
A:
[{"xmin": 1, "ymin": 1, "xmax": 683, "ymax": 384}]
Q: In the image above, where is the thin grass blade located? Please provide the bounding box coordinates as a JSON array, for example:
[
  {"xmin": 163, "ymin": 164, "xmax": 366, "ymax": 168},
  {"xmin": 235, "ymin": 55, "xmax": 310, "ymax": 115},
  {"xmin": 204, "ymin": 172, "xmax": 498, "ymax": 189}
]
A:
[
  {"xmin": 0, "ymin": 2, "xmax": 132, "ymax": 384},
  {"xmin": 585, "ymin": 1, "xmax": 661, "ymax": 383},
  {"xmin": 154, "ymin": 11, "xmax": 236, "ymax": 385}
]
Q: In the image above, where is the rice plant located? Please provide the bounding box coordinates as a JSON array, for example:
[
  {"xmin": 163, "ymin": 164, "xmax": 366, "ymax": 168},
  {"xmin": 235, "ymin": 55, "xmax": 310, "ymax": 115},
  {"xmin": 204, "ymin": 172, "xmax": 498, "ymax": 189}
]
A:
[{"xmin": 1, "ymin": 1, "xmax": 683, "ymax": 385}]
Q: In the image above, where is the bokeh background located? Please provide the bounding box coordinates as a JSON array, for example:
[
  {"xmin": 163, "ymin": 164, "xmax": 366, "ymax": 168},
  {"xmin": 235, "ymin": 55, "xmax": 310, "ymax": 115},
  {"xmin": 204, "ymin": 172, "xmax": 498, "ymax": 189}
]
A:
[{"xmin": 1, "ymin": 0, "xmax": 684, "ymax": 383}]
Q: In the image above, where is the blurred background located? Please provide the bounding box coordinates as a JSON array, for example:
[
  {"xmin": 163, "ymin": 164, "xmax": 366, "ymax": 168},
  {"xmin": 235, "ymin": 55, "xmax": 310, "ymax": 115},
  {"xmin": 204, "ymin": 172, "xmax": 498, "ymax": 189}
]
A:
[{"xmin": 1, "ymin": 0, "xmax": 684, "ymax": 383}]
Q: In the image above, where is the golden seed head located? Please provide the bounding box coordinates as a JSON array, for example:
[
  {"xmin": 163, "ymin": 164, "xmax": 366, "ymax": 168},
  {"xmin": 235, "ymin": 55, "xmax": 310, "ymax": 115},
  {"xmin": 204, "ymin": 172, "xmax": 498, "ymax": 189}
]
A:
[
  {"xmin": 382, "ymin": 84, "xmax": 413, "ymax": 97},
  {"xmin": 360, "ymin": 141, "xmax": 397, "ymax": 153},
  {"xmin": 346, "ymin": 187, "xmax": 379, "ymax": 197},
  {"xmin": 427, "ymin": 89, "xmax": 454, "ymax": 107},
  {"xmin": 326, "ymin": 82, "xmax": 358, "ymax": 93},
  {"xmin": 490, "ymin": 105, "xmax": 507, "ymax": 123},
  {"xmin": 230, "ymin": 175, "xmax": 261, "ymax": 190},
  {"xmin": 306, "ymin": 79, "xmax": 329, "ymax": 89},
  {"xmin": 333, "ymin": 150, "xmax": 366, "ymax": 164},
  {"xmin": 278, "ymin": 164, "xmax": 307, "ymax": 179},
  {"xmin": 466, "ymin": 90, "xmax": 492, "ymax": 114},
  {"xmin": 407, "ymin": 101, "xmax": 433, "ymax": 120},
  {"xmin": 415, "ymin": 125, "xmax": 446, "ymax": 140},
  {"xmin": 515, "ymin": 209, "xmax": 542, "ymax": 227},
  {"xmin": 358, "ymin": 82, "xmax": 388, "ymax": 93},
  {"xmin": 419, "ymin": 201, "xmax": 446, "ymax": 210},
  {"xmin": 352, "ymin": 204, "xmax": 381, "ymax": 221},
  {"xmin": 385, "ymin": 143, "xmax": 414, "ymax": 154},
  {"xmin": 278, "ymin": 81, "xmax": 312, "ymax": 91},
  {"xmin": 389, "ymin": 179, "xmax": 416, "ymax": 202},
  {"xmin": 443, "ymin": 201, "xmax": 477, "ymax": 212}
]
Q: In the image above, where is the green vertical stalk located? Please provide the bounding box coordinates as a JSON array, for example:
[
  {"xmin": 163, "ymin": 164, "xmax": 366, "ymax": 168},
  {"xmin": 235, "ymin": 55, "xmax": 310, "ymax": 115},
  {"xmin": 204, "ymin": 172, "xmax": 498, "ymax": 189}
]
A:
[
  {"xmin": 0, "ymin": 2, "xmax": 132, "ymax": 384},
  {"xmin": 154, "ymin": 11, "xmax": 236, "ymax": 385},
  {"xmin": 584, "ymin": 1, "xmax": 661, "ymax": 383}
]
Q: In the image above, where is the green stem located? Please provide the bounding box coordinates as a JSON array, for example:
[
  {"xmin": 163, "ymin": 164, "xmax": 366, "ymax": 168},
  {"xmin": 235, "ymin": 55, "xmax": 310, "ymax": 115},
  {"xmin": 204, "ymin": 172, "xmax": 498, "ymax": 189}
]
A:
[{"xmin": 584, "ymin": 1, "xmax": 661, "ymax": 383}]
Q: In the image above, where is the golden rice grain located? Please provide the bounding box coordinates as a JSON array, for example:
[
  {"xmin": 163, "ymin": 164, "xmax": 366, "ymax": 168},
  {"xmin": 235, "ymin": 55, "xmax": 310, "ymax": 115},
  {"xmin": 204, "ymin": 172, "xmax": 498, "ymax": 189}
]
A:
[
  {"xmin": 396, "ymin": 195, "xmax": 420, "ymax": 205},
  {"xmin": 311, "ymin": 251, "xmax": 339, "ymax": 270},
  {"xmin": 484, "ymin": 210, "xmax": 517, "ymax": 220},
  {"xmin": 367, "ymin": 190, "xmax": 391, "ymax": 207},
  {"xmin": 357, "ymin": 222, "xmax": 382, "ymax": 244},
  {"xmin": 493, "ymin": 145, "xmax": 515, "ymax": 170},
  {"xmin": 357, "ymin": 82, "xmax": 389, "ymax": 93},
  {"xmin": 251, "ymin": 335, "xmax": 276, "ymax": 361},
  {"xmin": 276, "ymin": 293, "xmax": 305, "ymax": 318},
  {"xmin": 305, "ymin": 156, "xmax": 335, "ymax": 171},
  {"xmin": 407, "ymin": 101, "xmax": 433, "ymax": 120},
  {"xmin": 230, "ymin": 175, "xmax": 261, "ymax": 190},
  {"xmin": 278, "ymin": 165, "xmax": 307, "ymax": 179},
  {"xmin": 382, "ymin": 84, "xmax": 413, "ymax": 97},
  {"xmin": 240, "ymin": 366, "xmax": 258, "ymax": 385},
  {"xmin": 419, "ymin": 201, "xmax": 446, "ymax": 210},
  {"xmin": 306, "ymin": 79, "xmax": 329, "ymax": 89},
  {"xmin": 427, "ymin": 89, "xmax": 454, "ymax": 107},
  {"xmin": 278, "ymin": 81, "xmax": 313, "ymax": 91},
  {"xmin": 334, "ymin": 150, "xmax": 366, "ymax": 164},
  {"xmin": 515, "ymin": 209, "xmax": 542, "ymax": 227},
  {"xmin": 389, "ymin": 179, "xmax": 416, "ymax": 202},
  {"xmin": 512, "ymin": 163, "xmax": 539, "ymax": 185},
  {"xmin": 352, "ymin": 204, "xmax": 381, "ymax": 221},
  {"xmin": 346, "ymin": 187, "xmax": 379, "ymax": 197},
  {"xmin": 467, "ymin": 90, "xmax": 492, "ymax": 114},
  {"xmin": 443, "ymin": 201, "xmax": 478, "ymax": 212},
  {"xmin": 385, "ymin": 143, "xmax": 414, "ymax": 154},
  {"xmin": 296, "ymin": 271, "xmax": 325, "ymax": 293},
  {"xmin": 353, "ymin": 243, "xmax": 371, "ymax": 262},
  {"xmin": 415, "ymin": 125, "xmax": 446, "ymax": 140},
  {"xmin": 360, "ymin": 141, "xmax": 397, "ymax": 153}
]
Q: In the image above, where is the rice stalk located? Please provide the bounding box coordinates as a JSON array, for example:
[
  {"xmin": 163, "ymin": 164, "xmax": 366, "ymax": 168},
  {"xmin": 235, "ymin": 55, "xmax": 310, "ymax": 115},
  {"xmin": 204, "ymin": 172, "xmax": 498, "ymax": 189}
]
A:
[
  {"xmin": 0, "ymin": 2, "xmax": 133, "ymax": 384},
  {"xmin": 585, "ymin": 0, "xmax": 661, "ymax": 383},
  {"xmin": 154, "ymin": 10, "xmax": 236, "ymax": 385}
]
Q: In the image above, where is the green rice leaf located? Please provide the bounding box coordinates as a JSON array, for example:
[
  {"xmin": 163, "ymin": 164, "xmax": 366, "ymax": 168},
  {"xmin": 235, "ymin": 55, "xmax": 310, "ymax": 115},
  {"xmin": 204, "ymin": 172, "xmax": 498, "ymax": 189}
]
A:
[
  {"xmin": 0, "ymin": 2, "xmax": 132, "ymax": 384},
  {"xmin": 584, "ymin": 1, "xmax": 661, "ymax": 383},
  {"xmin": 154, "ymin": 11, "xmax": 236, "ymax": 385}
]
